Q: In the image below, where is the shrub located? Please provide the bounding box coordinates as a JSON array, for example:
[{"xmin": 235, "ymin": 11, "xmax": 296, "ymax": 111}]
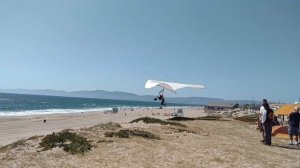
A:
[
  {"xmin": 10, "ymin": 139, "xmax": 26, "ymax": 148},
  {"xmin": 195, "ymin": 116, "xmax": 223, "ymax": 120},
  {"xmin": 105, "ymin": 129, "xmax": 160, "ymax": 140},
  {"xmin": 0, "ymin": 139, "xmax": 26, "ymax": 152},
  {"xmin": 86, "ymin": 123, "xmax": 121, "ymax": 131},
  {"xmin": 234, "ymin": 114, "xmax": 259, "ymax": 123},
  {"xmin": 39, "ymin": 131, "xmax": 92, "ymax": 154},
  {"xmin": 167, "ymin": 117, "xmax": 195, "ymax": 121},
  {"xmin": 97, "ymin": 139, "xmax": 114, "ymax": 143},
  {"xmin": 130, "ymin": 117, "xmax": 186, "ymax": 127}
]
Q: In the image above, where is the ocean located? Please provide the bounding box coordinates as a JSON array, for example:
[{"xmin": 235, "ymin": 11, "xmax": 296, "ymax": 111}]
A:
[{"xmin": 0, "ymin": 93, "xmax": 187, "ymax": 116}]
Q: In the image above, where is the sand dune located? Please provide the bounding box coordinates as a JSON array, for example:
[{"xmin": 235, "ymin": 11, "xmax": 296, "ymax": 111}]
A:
[
  {"xmin": 0, "ymin": 107, "xmax": 204, "ymax": 146},
  {"xmin": 0, "ymin": 108, "xmax": 299, "ymax": 168}
]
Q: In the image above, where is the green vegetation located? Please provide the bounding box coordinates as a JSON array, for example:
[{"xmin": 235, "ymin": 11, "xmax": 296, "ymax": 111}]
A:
[
  {"xmin": 27, "ymin": 135, "xmax": 43, "ymax": 141},
  {"xmin": 234, "ymin": 114, "xmax": 259, "ymax": 123},
  {"xmin": 105, "ymin": 129, "xmax": 160, "ymax": 140},
  {"xmin": 130, "ymin": 117, "xmax": 186, "ymax": 127},
  {"xmin": 97, "ymin": 139, "xmax": 114, "ymax": 143},
  {"xmin": 0, "ymin": 139, "xmax": 26, "ymax": 152},
  {"xmin": 171, "ymin": 127, "xmax": 196, "ymax": 133},
  {"xmin": 10, "ymin": 139, "xmax": 26, "ymax": 148},
  {"xmin": 39, "ymin": 131, "xmax": 92, "ymax": 154},
  {"xmin": 167, "ymin": 117, "xmax": 195, "ymax": 121},
  {"xmin": 195, "ymin": 116, "xmax": 223, "ymax": 121},
  {"xmin": 86, "ymin": 122, "xmax": 121, "ymax": 131},
  {"xmin": 222, "ymin": 112, "xmax": 233, "ymax": 117}
]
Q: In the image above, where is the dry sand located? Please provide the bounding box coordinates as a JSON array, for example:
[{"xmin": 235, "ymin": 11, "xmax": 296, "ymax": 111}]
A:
[
  {"xmin": 0, "ymin": 108, "xmax": 300, "ymax": 168},
  {"xmin": 0, "ymin": 107, "xmax": 204, "ymax": 146}
]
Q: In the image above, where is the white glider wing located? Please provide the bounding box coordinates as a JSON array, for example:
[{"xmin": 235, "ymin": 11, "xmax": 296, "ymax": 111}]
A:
[{"xmin": 145, "ymin": 80, "xmax": 205, "ymax": 93}]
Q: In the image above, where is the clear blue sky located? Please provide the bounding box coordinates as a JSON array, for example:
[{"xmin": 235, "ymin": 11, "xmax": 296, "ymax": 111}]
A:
[{"xmin": 0, "ymin": 0, "xmax": 299, "ymax": 102}]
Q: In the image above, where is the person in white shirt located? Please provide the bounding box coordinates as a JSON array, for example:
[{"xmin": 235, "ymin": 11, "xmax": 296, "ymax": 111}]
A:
[
  {"xmin": 260, "ymin": 99, "xmax": 273, "ymax": 146},
  {"xmin": 258, "ymin": 106, "xmax": 265, "ymax": 142}
]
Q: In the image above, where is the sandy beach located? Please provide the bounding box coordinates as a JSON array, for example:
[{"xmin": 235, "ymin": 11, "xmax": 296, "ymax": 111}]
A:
[
  {"xmin": 0, "ymin": 107, "xmax": 205, "ymax": 146},
  {"xmin": 1, "ymin": 107, "xmax": 300, "ymax": 168}
]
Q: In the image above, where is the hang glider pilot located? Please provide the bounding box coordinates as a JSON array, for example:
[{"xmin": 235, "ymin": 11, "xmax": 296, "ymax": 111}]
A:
[
  {"xmin": 158, "ymin": 89, "xmax": 166, "ymax": 107},
  {"xmin": 146, "ymin": 80, "xmax": 205, "ymax": 108}
]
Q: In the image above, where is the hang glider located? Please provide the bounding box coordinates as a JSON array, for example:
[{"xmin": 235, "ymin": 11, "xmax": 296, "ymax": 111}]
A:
[{"xmin": 145, "ymin": 80, "xmax": 205, "ymax": 93}]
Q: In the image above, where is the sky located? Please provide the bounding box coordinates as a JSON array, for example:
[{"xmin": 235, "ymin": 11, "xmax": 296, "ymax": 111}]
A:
[{"xmin": 0, "ymin": 0, "xmax": 299, "ymax": 103}]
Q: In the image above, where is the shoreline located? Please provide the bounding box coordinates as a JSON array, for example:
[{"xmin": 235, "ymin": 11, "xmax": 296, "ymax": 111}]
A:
[
  {"xmin": 0, "ymin": 106, "xmax": 199, "ymax": 117},
  {"xmin": 0, "ymin": 107, "xmax": 205, "ymax": 146}
]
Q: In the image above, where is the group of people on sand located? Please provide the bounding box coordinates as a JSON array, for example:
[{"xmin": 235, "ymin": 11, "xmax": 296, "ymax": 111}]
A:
[{"xmin": 258, "ymin": 99, "xmax": 300, "ymax": 146}]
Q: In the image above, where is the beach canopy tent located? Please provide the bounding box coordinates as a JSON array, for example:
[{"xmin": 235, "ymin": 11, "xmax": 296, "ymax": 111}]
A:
[{"xmin": 275, "ymin": 104, "xmax": 299, "ymax": 116}]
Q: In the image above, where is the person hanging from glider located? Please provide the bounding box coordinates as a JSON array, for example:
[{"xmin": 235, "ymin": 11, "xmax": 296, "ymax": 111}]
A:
[
  {"xmin": 153, "ymin": 89, "xmax": 166, "ymax": 107},
  {"xmin": 146, "ymin": 80, "xmax": 205, "ymax": 108},
  {"xmin": 157, "ymin": 88, "xmax": 166, "ymax": 107}
]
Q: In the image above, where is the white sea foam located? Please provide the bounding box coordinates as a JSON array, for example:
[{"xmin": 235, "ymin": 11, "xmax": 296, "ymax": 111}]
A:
[
  {"xmin": 0, "ymin": 106, "xmax": 195, "ymax": 116},
  {"xmin": 0, "ymin": 108, "xmax": 113, "ymax": 116}
]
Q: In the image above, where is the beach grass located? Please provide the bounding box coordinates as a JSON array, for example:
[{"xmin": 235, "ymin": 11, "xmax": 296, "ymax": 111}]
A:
[
  {"xmin": 167, "ymin": 117, "xmax": 196, "ymax": 121},
  {"xmin": 130, "ymin": 117, "xmax": 186, "ymax": 127},
  {"xmin": 0, "ymin": 139, "xmax": 26, "ymax": 153},
  {"xmin": 39, "ymin": 131, "xmax": 92, "ymax": 155},
  {"xmin": 105, "ymin": 129, "xmax": 160, "ymax": 140},
  {"xmin": 85, "ymin": 122, "xmax": 121, "ymax": 132},
  {"xmin": 195, "ymin": 116, "xmax": 223, "ymax": 120},
  {"xmin": 234, "ymin": 114, "xmax": 259, "ymax": 123}
]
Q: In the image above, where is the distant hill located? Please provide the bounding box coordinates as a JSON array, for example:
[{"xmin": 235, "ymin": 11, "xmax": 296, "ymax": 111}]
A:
[{"xmin": 0, "ymin": 89, "xmax": 256, "ymax": 105}]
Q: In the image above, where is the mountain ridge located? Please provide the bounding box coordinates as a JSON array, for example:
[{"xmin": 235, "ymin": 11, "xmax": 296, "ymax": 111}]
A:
[{"xmin": 0, "ymin": 89, "xmax": 256, "ymax": 105}]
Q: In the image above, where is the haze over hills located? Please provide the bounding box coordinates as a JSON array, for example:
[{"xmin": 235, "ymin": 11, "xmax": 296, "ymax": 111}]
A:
[{"xmin": 0, "ymin": 89, "xmax": 257, "ymax": 105}]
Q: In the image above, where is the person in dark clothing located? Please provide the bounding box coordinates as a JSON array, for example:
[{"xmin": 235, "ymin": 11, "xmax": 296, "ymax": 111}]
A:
[
  {"xmin": 272, "ymin": 116, "xmax": 280, "ymax": 126},
  {"xmin": 157, "ymin": 89, "xmax": 166, "ymax": 108},
  {"xmin": 288, "ymin": 106, "xmax": 300, "ymax": 146},
  {"xmin": 260, "ymin": 99, "xmax": 273, "ymax": 146}
]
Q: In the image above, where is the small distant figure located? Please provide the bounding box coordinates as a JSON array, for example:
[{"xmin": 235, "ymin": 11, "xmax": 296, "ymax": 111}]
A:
[
  {"xmin": 288, "ymin": 106, "xmax": 300, "ymax": 146},
  {"xmin": 125, "ymin": 113, "xmax": 127, "ymax": 116},
  {"xmin": 44, "ymin": 119, "xmax": 46, "ymax": 123},
  {"xmin": 260, "ymin": 99, "xmax": 274, "ymax": 146}
]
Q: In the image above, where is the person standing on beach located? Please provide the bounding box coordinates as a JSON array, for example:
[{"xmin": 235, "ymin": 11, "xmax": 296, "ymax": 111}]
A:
[
  {"xmin": 288, "ymin": 106, "xmax": 300, "ymax": 146},
  {"xmin": 258, "ymin": 109, "xmax": 265, "ymax": 142},
  {"xmin": 260, "ymin": 99, "xmax": 274, "ymax": 146}
]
